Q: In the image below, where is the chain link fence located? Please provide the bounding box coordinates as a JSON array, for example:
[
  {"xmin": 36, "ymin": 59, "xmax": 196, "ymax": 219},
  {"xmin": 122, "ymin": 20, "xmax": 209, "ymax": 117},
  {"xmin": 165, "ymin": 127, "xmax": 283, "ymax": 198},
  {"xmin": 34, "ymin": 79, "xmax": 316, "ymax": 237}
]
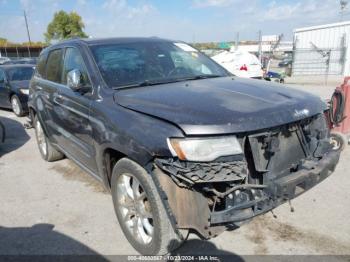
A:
[{"xmin": 292, "ymin": 47, "xmax": 346, "ymax": 76}]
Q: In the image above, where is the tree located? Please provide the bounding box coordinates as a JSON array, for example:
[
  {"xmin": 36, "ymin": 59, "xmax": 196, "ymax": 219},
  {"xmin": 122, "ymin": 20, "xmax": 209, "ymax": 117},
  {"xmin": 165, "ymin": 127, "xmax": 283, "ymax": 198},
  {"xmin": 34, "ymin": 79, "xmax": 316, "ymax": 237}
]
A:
[
  {"xmin": 0, "ymin": 38, "xmax": 8, "ymax": 46},
  {"xmin": 21, "ymin": 41, "xmax": 46, "ymax": 47},
  {"xmin": 44, "ymin": 10, "xmax": 87, "ymax": 43}
]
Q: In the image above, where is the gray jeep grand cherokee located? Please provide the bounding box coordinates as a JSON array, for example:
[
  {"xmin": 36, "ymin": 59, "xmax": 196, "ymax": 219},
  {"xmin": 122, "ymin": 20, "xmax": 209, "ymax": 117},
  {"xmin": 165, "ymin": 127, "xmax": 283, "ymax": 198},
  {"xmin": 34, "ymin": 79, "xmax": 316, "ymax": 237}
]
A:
[{"xmin": 28, "ymin": 37, "xmax": 340, "ymax": 255}]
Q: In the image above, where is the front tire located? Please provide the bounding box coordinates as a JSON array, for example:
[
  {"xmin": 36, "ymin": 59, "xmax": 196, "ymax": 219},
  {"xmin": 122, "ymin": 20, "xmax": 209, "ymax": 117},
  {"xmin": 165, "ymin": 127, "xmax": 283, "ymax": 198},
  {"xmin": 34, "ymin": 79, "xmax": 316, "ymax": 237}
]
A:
[
  {"xmin": 111, "ymin": 158, "xmax": 183, "ymax": 255},
  {"xmin": 34, "ymin": 115, "xmax": 64, "ymax": 162},
  {"xmin": 11, "ymin": 95, "xmax": 24, "ymax": 117}
]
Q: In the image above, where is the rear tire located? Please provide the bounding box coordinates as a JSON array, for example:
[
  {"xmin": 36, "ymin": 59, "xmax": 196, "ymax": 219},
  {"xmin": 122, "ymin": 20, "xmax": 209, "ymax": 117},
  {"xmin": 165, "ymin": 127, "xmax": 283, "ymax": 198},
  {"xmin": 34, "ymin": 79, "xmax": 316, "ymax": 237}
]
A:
[
  {"xmin": 11, "ymin": 95, "xmax": 24, "ymax": 117},
  {"xmin": 111, "ymin": 158, "xmax": 183, "ymax": 255},
  {"xmin": 34, "ymin": 115, "xmax": 64, "ymax": 162}
]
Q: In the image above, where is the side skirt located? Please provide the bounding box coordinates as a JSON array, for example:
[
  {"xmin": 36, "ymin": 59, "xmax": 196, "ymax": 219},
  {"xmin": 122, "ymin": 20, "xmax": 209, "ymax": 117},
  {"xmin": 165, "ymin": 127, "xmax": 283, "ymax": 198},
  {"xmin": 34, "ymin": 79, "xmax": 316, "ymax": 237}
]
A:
[{"xmin": 54, "ymin": 143, "xmax": 104, "ymax": 185}]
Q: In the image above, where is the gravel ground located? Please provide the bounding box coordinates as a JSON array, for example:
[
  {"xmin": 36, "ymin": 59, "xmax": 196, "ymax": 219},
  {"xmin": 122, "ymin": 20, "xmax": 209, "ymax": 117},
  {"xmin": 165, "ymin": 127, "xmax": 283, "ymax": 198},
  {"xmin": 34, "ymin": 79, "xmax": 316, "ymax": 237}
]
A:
[{"xmin": 0, "ymin": 82, "xmax": 349, "ymax": 259}]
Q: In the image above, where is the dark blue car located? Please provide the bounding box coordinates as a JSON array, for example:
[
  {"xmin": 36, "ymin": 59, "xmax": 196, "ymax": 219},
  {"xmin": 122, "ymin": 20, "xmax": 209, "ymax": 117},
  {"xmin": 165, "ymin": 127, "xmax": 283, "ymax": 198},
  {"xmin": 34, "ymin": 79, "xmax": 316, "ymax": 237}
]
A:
[{"xmin": 0, "ymin": 65, "xmax": 35, "ymax": 116}]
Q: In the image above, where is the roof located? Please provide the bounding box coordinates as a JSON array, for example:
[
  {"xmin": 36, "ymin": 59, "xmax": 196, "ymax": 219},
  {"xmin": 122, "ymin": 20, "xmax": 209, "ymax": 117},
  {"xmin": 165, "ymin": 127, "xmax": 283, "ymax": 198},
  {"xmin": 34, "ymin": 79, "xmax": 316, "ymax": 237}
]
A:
[
  {"xmin": 55, "ymin": 37, "xmax": 175, "ymax": 46},
  {"xmin": 229, "ymin": 43, "xmax": 293, "ymax": 53},
  {"xmin": 294, "ymin": 20, "xmax": 350, "ymax": 33},
  {"xmin": 0, "ymin": 64, "xmax": 35, "ymax": 70}
]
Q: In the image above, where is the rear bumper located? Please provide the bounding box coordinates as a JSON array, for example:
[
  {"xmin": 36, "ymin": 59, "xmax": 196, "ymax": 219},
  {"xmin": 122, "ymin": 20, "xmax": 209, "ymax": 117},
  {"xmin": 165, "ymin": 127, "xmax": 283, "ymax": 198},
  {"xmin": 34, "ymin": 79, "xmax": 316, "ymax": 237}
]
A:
[{"xmin": 210, "ymin": 151, "xmax": 340, "ymax": 224}]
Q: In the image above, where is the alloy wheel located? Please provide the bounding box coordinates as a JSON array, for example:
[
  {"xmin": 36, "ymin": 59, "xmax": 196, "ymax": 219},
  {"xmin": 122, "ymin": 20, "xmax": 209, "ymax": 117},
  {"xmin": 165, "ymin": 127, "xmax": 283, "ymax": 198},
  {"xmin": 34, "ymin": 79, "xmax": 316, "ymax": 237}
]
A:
[
  {"xmin": 116, "ymin": 173, "xmax": 154, "ymax": 244},
  {"xmin": 35, "ymin": 119, "xmax": 47, "ymax": 156},
  {"xmin": 11, "ymin": 97, "xmax": 20, "ymax": 116}
]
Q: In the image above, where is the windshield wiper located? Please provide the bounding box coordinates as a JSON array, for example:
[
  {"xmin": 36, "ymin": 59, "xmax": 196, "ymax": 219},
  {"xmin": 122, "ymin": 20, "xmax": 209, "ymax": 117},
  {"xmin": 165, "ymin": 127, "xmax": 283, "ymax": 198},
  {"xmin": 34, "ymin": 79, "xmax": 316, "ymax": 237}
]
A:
[
  {"xmin": 113, "ymin": 80, "xmax": 156, "ymax": 90},
  {"xmin": 113, "ymin": 79, "xmax": 187, "ymax": 90},
  {"xmin": 179, "ymin": 75, "xmax": 223, "ymax": 81},
  {"xmin": 113, "ymin": 75, "xmax": 223, "ymax": 90}
]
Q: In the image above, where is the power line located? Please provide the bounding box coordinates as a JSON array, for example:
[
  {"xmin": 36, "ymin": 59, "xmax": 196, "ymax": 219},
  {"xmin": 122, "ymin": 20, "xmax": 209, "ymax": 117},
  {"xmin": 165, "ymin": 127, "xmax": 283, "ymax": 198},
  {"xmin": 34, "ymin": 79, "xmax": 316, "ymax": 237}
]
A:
[{"xmin": 0, "ymin": 10, "xmax": 23, "ymax": 15}]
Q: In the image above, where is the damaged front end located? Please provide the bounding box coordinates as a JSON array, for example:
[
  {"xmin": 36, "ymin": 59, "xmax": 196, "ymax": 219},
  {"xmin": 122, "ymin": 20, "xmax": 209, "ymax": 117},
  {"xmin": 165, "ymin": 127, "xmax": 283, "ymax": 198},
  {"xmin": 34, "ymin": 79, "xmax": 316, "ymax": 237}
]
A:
[{"xmin": 152, "ymin": 114, "xmax": 340, "ymax": 238}]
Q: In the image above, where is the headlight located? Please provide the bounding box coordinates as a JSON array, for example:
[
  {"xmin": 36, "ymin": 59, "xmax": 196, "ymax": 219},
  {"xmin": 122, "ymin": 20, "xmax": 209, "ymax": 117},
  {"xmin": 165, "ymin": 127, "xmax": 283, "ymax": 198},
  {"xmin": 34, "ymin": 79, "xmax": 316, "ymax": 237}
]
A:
[
  {"xmin": 167, "ymin": 136, "xmax": 243, "ymax": 162},
  {"xmin": 19, "ymin": 89, "xmax": 29, "ymax": 95}
]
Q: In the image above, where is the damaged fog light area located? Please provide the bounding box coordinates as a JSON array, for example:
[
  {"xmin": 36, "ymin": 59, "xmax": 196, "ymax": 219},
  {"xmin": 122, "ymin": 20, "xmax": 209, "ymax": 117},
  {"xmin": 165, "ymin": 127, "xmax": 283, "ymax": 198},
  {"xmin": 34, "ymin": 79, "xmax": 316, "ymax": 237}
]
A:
[
  {"xmin": 154, "ymin": 157, "xmax": 248, "ymax": 185},
  {"xmin": 154, "ymin": 156, "xmax": 269, "ymax": 225},
  {"xmin": 154, "ymin": 114, "xmax": 340, "ymax": 238}
]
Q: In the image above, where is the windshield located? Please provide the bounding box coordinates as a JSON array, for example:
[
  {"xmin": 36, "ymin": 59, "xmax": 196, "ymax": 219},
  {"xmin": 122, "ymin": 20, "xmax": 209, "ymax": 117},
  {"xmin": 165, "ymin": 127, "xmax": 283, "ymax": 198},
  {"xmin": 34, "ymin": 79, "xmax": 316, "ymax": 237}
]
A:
[
  {"xmin": 6, "ymin": 67, "xmax": 34, "ymax": 81},
  {"xmin": 90, "ymin": 41, "xmax": 229, "ymax": 88}
]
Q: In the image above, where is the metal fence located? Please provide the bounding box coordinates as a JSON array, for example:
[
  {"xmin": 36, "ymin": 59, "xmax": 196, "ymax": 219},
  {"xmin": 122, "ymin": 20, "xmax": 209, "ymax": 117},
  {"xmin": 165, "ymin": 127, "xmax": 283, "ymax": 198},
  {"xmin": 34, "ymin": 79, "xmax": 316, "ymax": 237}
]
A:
[
  {"xmin": 292, "ymin": 47, "xmax": 346, "ymax": 76},
  {"xmin": 0, "ymin": 45, "xmax": 44, "ymax": 58}
]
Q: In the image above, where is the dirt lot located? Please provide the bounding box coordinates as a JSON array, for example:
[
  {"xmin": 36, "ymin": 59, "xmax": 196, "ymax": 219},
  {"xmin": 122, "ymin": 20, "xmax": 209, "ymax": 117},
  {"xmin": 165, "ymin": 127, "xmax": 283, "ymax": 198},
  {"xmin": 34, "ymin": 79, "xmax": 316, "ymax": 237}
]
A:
[{"xmin": 0, "ymin": 82, "xmax": 349, "ymax": 258}]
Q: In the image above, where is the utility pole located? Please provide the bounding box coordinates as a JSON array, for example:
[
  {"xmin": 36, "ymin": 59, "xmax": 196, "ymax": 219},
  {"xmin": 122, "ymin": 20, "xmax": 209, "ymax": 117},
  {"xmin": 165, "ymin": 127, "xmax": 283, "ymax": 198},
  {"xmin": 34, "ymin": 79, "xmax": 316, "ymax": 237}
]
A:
[
  {"xmin": 23, "ymin": 10, "xmax": 31, "ymax": 57},
  {"xmin": 235, "ymin": 32, "xmax": 239, "ymax": 51},
  {"xmin": 258, "ymin": 30, "xmax": 262, "ymax": 63}
]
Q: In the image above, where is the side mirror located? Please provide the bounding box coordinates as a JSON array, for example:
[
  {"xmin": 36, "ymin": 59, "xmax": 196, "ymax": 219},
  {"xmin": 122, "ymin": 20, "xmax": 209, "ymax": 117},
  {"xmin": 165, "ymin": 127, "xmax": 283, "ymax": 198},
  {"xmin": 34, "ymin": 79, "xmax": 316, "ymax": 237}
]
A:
[{"xmin": 67, "ymin": 69, "xmax": 83, "ymax": 91}]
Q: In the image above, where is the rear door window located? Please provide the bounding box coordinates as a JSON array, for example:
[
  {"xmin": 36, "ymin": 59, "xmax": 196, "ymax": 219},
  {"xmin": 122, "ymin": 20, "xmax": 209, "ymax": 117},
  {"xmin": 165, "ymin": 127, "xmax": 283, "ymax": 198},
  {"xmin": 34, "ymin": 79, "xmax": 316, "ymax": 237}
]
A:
[
  {"xmin": 46, "ymin": 49, "xmax": 63, "ymax": 83},
  {"xmin": 36, "ymin": 52, "xmax": 47, "ymax": 78}
]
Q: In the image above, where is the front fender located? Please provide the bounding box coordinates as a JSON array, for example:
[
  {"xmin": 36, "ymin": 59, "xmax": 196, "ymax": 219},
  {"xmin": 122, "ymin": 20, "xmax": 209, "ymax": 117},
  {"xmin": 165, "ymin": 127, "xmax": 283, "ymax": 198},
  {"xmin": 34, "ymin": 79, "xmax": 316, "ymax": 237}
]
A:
[{"xmin": 91, "ymin": 100, "xmax": 185, "ymax": 184}]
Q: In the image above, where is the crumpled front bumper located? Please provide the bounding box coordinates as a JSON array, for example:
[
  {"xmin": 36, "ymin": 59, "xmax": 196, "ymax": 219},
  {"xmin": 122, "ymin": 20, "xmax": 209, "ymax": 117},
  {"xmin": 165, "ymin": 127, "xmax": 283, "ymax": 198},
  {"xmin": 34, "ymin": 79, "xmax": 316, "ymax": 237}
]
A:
[{"xmin": 210, "ymin": 150, "xmax": 340, "ymax": 224}]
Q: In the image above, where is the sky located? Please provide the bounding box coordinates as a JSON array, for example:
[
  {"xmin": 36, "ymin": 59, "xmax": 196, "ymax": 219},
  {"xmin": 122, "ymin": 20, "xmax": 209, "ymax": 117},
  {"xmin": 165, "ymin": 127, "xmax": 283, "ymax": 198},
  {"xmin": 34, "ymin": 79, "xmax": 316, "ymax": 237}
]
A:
[{"xmin": 0, "ymin": 0, "xmax": 347, "ymax": 43}]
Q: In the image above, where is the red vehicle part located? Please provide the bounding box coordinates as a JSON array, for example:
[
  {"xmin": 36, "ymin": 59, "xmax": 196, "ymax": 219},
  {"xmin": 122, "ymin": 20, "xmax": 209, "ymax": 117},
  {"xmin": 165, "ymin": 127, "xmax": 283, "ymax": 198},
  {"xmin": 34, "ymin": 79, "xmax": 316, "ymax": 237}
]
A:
[
  {"xmin": 332, "ymin": 77, "xmax": 350, "ymax": 135},
  {"xmin": 240, "ymin": 64, "xmax": 248, "ymax": 71},
  {"xmin": 326, "ymin": 77, "xmax": 350, "ymax": 150}
]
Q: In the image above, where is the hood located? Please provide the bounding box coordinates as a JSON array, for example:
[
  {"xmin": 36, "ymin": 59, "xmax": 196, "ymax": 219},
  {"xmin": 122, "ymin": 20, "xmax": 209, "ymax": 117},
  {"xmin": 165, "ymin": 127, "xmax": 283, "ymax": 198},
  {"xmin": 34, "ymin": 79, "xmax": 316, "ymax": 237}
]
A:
[
  {"xmin": 9, "ymin": 80, "xmax": 30, "ymax": 90},
  {"xmin": 115, "ymin": 77, "xmax": 326, "ymax": 135}
]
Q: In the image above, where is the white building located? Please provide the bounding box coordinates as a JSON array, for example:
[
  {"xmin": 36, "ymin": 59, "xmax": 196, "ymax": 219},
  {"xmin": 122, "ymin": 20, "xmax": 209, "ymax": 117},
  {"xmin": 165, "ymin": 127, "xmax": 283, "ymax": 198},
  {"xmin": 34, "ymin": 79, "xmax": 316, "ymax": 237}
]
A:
[{"xmin": 293, "ymin": 21, "xmax": 350, "ymax": 76}]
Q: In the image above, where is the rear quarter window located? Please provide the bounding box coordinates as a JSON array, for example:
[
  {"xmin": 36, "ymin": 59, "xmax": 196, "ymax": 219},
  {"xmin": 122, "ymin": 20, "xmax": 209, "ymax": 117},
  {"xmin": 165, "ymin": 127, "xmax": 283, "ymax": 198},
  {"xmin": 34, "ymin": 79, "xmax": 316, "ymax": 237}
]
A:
[{"xmin": 46, "ymin": 49, "xmax": 63, "ymax": 83}]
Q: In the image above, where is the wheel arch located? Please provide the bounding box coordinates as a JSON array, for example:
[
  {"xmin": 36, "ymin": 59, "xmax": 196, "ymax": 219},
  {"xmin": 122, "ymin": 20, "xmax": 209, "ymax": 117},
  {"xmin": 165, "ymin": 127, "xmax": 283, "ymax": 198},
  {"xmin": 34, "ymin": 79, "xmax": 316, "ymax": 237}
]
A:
[
  {"xmin": 99, "ymin": 145, "xmax": 156, "ymax": 190},
  {"xmin": 101, "ymin": 147, "xmax": 126, "ymax": 189},
  {"xmin": 8, "ymin": 91, "xmax": 16, "ymax": 102}
]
